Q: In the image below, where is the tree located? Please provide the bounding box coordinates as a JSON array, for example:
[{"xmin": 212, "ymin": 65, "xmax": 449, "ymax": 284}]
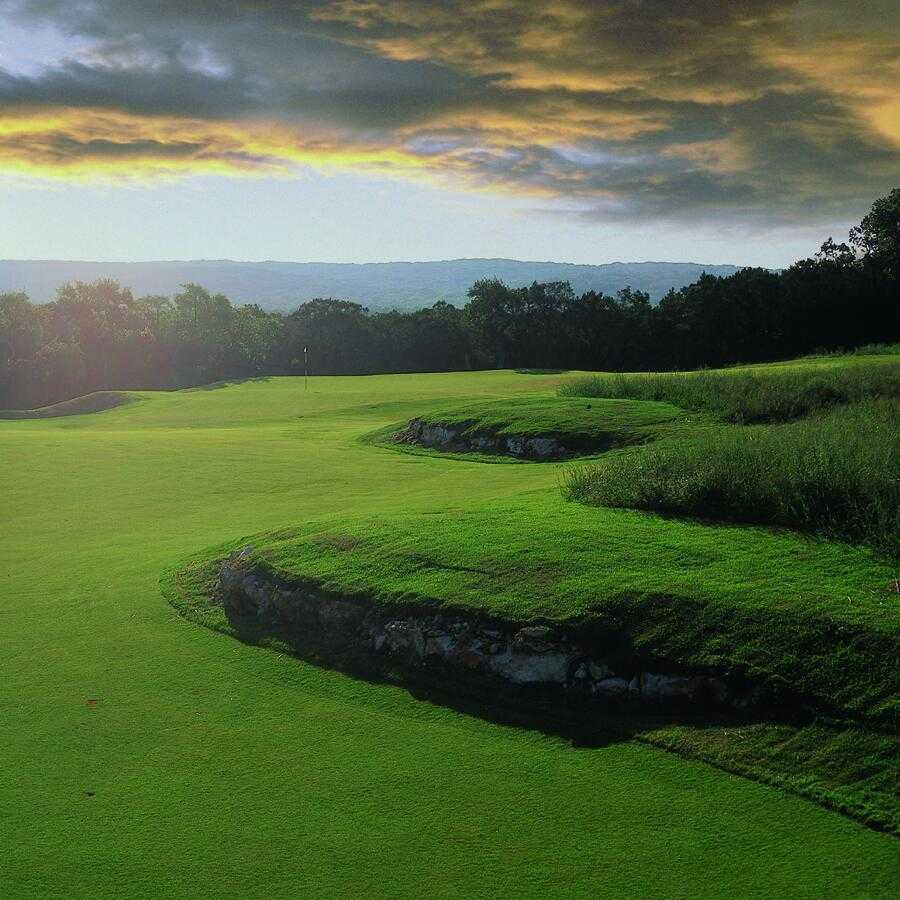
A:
[
  {"xmin": 850, "ymin": 188, "xmax": 900, "ymax": 278},
  {"xmin": 464, "ymin": 279, "xmax": 518, "ymax": 368},
  {"xmin": 0, "ymin": 291, "xmax": 41, "ymax": 406},
  {"xmin": 170, "ymin": 283, "xmax": 235, "ymax": 383},
  {"xmin": 229, "ymin": 304, "xmax": 283, "ymax": 375},
  {"xmin": 0, "ymin": 291, "xmax": 39, "ymax": 358},
  {"xmin": 2, "ymin": 188, "xmax": 897, "ymax": 408},
  {"xmin": 282, "ymin": 298, "xmax": 373, "ymax": 375}
]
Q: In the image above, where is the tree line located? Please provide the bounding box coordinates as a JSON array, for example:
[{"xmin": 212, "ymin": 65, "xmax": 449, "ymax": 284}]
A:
[{"xmin": 1, "ymin": 190, "xmax": 897, "ymax": 409}]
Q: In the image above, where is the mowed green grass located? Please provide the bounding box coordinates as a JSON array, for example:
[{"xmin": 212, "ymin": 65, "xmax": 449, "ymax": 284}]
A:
[
  {"xmin": 2, "ymin": 368, "xmax": 898, "ymax": 898},
  {"xmin": 411, "ymin": 395, "xmax": 687, "ymax": 437}
]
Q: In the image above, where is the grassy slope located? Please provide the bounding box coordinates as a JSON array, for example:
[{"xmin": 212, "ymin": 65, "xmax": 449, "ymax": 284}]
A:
[
  {"xmin": 2, "ymin": 366, "xmax": 898, "ymax": 898},
  {"xmin": 559, "ymin": 353, "xmax": 899, "ymax": 422},
  {"xmin": 411, "ymin": 395, "xmax": 687, "ymax": 437},
  {"xmin": 0, "ymin": 389, "xmax": 134, "ymax": 418}
]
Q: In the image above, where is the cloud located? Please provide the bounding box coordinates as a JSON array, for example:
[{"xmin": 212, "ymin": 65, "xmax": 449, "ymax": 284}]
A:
[{"xmin": 0, "ymin": 0, "xmax": 896, "ymax": 225}]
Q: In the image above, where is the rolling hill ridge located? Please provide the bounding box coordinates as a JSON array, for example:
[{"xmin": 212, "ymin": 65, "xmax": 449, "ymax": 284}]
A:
[{"xmin": 0, "ymin": 258, "xmax": 742, "ymax": 311}]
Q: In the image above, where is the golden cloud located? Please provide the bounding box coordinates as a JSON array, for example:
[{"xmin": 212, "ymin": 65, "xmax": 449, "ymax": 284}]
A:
[{"xmin": 0, "ymin": 0, "xmax": 896, "ymax": 223}]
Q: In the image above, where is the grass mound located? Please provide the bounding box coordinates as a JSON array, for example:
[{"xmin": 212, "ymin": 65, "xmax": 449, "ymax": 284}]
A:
[
  {"xmin": 189, "ymin": 498, "xmax": 898, "ymax": 726},
  {"xmin": 175, "ymin": 494, "xmax": 899, "ymax": 831},
  {"xmin": 559, "ymin": 354, "xmax": 899, "ymax": 423},
  {"xmin": 413, "ymin": 395, "xmax": 685, "ymax": 436},
  {"xmin": 565, "ymin": 399, "xmax": 900, "ymax": 558},
  {"xmin": 0, "ymin": 390, "xmax": 133, "ymax": 419},
  {"xmin": 386, "ymin": 395, "xmax": 688, "ymax": 458}
]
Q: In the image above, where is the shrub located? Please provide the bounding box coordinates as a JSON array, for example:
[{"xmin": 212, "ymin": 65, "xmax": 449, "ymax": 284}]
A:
[{"xmin": 564, "ymin": 400, "xmax": 900, "ymax": 558}]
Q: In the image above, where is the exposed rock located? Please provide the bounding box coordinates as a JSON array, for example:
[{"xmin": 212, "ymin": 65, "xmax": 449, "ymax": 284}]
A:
[
  {"xmin": 472, "ymin": 435, "xmax": 499, "ymax": 452},
  {"xmin": 505, "ymin": 436, "xmax": 528, "ymax": 456},
  {"xmin": 588, "ymin": 662, "xmax": 611, "ymax": 680},
  {"xmin": 382, "ymin": 620, "xmax": 426, "ymax": 656},
  {"xmin": 592, "ymin": 677, "xmax": 633, "ymax": 698},
  {"xmin": 214, "ymin": 559, "xmax": 758, "ymax": 717},
  {"xmin": 516, "ymin": 625, "xmax": 554, "ymax": 641},
  {"xmin": 526, "ymin": 437, "xmax": 560, "ymax": 459},
  {"xmin": 396, "ymin": 418, "xmax": 572, "ymax": 460},
  {"xmin": 641, "ymin": 673, "xmax": 701, "ymax": 702},
  {"xmin": 488, "ymin": 648, "xmax": 571, "ymax": 684}
]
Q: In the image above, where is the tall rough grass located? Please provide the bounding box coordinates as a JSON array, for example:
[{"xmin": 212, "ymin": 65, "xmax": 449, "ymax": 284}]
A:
[
  {"xmin": 560, "ymin": 360, "xmax": 899, "ymax": 423},
  {"xmin": 813, "ymin": 343, "xmax": 900, "ymax": 357},
  {"xmin": 565, "ymin": 400, "xmax": 900, "ymax": 558}
]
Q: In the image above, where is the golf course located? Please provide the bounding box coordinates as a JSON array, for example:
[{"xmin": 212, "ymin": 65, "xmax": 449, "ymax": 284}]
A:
[{"xmin": 3, "ymin": 351, "xmax": 898, "ymax": 898}]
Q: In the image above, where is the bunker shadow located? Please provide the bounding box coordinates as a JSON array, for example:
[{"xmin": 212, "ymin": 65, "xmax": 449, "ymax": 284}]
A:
[{"xmin": 223, "ymin": 609, "xmax": 791, "ymax": 752}]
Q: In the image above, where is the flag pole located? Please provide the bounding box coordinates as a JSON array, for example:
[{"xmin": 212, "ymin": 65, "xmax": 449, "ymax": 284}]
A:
[{"xmin": 304, "ymin": 346, "xmax": 308, "ymax": 391}]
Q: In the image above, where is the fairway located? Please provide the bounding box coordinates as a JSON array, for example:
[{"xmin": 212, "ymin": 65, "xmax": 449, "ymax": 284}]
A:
[{"xmin": 3, "ymin": 369, "xmax": 898, "ymax": 898}]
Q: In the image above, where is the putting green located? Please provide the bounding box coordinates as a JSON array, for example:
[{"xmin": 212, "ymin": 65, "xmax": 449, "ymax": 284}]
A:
[{"xmin": 2, "ymin": 370, "xmax": 897, "ymax": 898}]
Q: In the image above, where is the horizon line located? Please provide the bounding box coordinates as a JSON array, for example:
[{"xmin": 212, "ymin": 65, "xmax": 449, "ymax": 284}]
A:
[{"xmin": 0, "ymin": 256, "xmax": 746, "ymax": 268}]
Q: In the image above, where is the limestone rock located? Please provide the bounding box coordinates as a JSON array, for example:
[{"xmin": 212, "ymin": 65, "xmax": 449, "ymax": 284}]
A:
[
  {"xmin": 489, "ymin": 648, "xmax": 573, "ymax": 684},
  {"xmin": 216, "ymin": 558, "xmax": 754, "ymax": 714},
  {"xmin": 398, "ymin": 419, "xmax": 569, "ymax": 460},
  {"xmin": 641, "ymin": 673, "xmax": 699, "ymax": 702}
]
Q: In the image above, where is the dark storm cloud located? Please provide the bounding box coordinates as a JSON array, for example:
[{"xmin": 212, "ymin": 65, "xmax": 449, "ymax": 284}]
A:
[{"xmin": 1, "ymin": 0, "xmax": 896, "ymax": 224}]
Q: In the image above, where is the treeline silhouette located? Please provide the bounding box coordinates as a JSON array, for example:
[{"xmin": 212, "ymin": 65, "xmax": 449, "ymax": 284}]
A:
[{"xmin": 1, "ymin": 190, "xmax": 897, "ymax": 409}]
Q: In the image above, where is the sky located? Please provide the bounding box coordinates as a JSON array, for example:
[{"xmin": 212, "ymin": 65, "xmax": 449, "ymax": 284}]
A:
[{"xmin": 0, "ymin": 0, "xmax": 897, "ymax": 267}]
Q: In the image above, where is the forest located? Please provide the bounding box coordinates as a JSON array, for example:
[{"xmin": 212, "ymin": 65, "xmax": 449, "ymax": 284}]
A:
[{"xmin": 1, "ymin": 190, "xmax": 897, "ymax": 410}]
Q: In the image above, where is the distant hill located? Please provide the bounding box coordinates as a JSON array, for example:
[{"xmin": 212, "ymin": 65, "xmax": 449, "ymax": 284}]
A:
[{"xmin": 0, "ymin": 258, "xmax": 742, "ymax": 311}]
